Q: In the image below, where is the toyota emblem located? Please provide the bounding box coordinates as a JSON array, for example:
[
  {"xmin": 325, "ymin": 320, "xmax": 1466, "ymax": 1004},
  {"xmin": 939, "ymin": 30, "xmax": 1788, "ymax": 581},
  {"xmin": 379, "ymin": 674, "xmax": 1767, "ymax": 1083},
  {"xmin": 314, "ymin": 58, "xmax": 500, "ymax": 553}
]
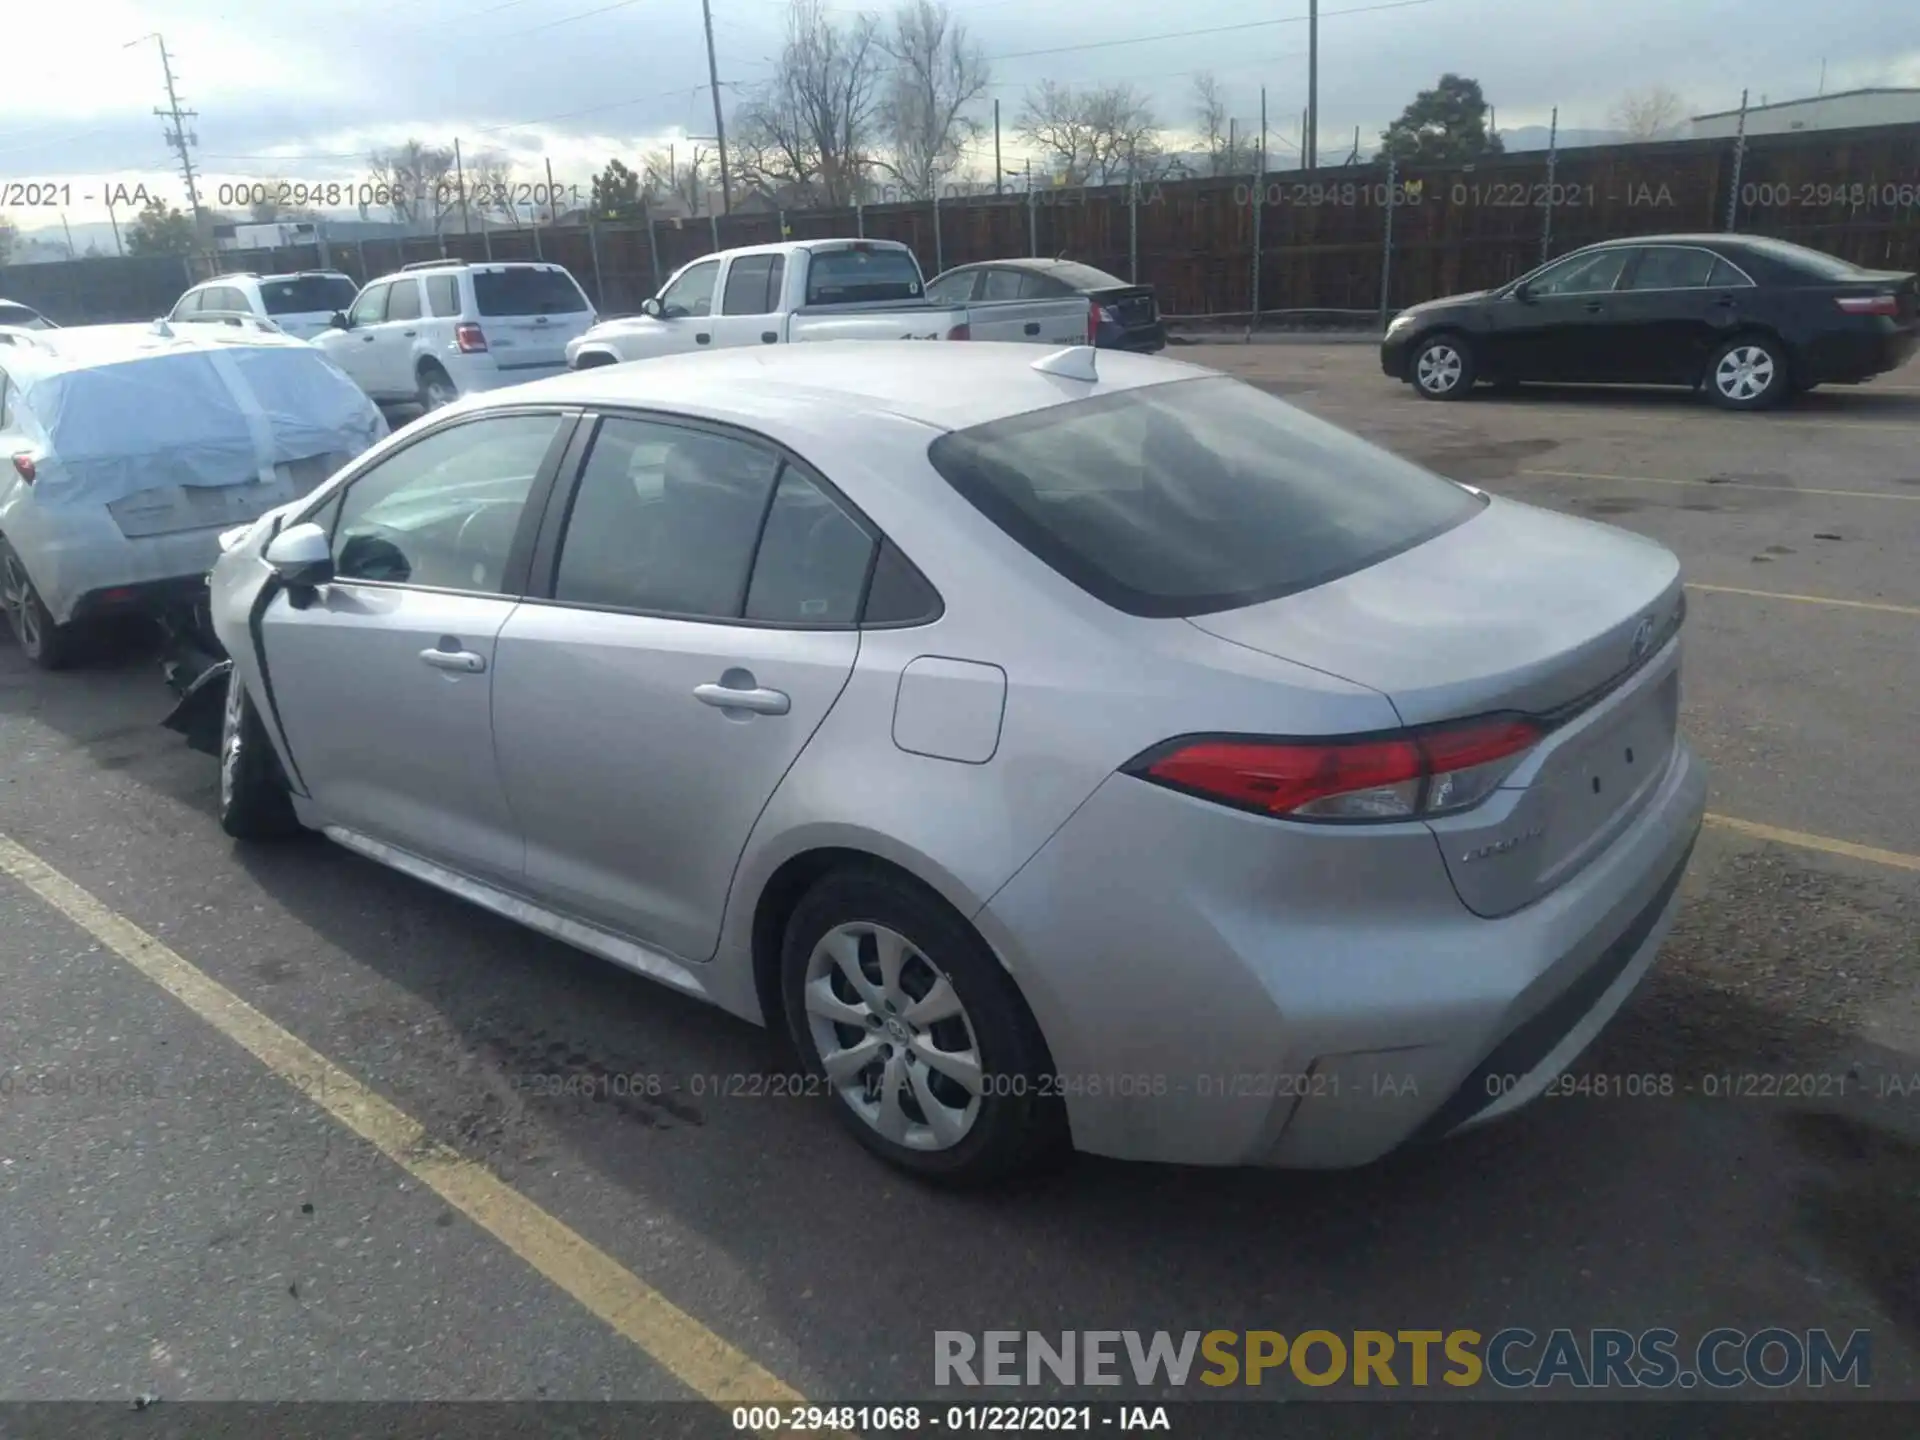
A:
[{"xmin": 1630, "ymin": 615, "xmax": 1657, "ymax": 663}]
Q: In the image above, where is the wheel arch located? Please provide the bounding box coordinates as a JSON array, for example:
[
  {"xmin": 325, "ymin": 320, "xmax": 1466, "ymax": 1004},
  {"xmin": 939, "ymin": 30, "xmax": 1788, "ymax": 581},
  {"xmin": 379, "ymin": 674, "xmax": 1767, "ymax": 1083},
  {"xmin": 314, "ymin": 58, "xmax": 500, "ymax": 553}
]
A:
[
  {"xmin": 1703, "ymin": 324, "xmax": 1799, "ymax": 387},
  {"xmin": 1404, "ymin": 325, "xmax": 1472, "ymax": 380},
  {"xmin": 569, "ymin": 347, "xmax": 622, "ymax": 370}
]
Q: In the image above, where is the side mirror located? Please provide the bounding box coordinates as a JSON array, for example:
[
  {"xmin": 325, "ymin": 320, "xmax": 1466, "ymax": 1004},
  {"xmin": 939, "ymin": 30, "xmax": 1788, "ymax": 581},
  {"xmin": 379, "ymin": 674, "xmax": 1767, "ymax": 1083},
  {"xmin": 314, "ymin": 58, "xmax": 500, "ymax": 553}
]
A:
[
  {"xmin": 640, "ymin": 297, "xmax": 663, "ymax": 319},
  {"xmin": 263, "ymin": 522, "xmax": 334, "ymax": 589},
  {"xmin": 1512, "ymin": 281, "xmax": 1535, "ymax": 304},
  {"xmin": 329, "ymin": 311, "xmax": 350, "ymax": 330}
]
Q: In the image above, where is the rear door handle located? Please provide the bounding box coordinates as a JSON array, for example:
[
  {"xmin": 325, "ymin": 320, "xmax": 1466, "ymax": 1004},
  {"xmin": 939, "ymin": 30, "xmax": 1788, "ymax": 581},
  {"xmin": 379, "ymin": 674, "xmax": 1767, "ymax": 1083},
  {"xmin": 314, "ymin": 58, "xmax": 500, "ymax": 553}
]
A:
[
  {"xmin": 762, "ymin": 331, "xmax": 778, "ymax": 343},
  {"xmin": 694, "ymin": 682, "xmax": 789, "ymax": 715},
  {"xmin": 1024, "ymin": 321, "xmax": 1040, "ymax": 335},
  {"xmin": 362, "ymin": 334, "xmax": 377, "ymax": 342},
  {"xmin": 420, "ymin": 646, "xmax": 486, "ymax": 674},
  {"xmin": 696, "ymin": 333, "xmax": 712, "ymax": 345},
  {"xmin": 403, "ymin": 329, "xmax": 417, "ymax": 337},
  {"xmin": 1584, "ymin": 301, "xmax": 1604, "ymax": 314}
]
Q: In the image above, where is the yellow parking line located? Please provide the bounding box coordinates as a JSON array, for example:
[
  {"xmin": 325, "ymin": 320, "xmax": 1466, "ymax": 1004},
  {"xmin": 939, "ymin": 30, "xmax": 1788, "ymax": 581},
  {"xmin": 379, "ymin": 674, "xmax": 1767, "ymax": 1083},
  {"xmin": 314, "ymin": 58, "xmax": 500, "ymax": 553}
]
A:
[
  {"xmin": 1705, "ymin": 814, "xmax": 1920, "ymax": 875},
  {"xmin": 0, "ymin": 833, "xmax": 819, "ymax": 1418},
  {"xmin": 1685, "ymin": 583, "xmax": 1920, "ymax": 618},
  {"xmin": 1518, "ymin": 468, "xmax": 1920, "ymax": 503}
]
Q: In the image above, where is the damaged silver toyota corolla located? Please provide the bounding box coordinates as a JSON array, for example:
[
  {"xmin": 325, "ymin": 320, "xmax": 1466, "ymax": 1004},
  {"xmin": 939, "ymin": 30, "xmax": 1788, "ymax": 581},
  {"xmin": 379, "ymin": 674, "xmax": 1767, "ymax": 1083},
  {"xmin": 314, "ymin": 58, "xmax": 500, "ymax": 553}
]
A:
[{"xmin": 164, "ymin": 341, "xmax": 1706, "ymax": 1186}]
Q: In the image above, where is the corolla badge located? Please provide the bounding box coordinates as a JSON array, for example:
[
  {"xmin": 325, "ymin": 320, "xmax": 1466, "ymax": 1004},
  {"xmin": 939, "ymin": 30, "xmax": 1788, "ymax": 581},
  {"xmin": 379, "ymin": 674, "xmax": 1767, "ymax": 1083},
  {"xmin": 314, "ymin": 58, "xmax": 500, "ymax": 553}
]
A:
[
  {"xmin": 1460, "ymin": 825, "xmax": 1546, "ymax": 863},
  {"xmin": 1629, "ymin": 615, "xmax": 1658, "ymax": 664}
]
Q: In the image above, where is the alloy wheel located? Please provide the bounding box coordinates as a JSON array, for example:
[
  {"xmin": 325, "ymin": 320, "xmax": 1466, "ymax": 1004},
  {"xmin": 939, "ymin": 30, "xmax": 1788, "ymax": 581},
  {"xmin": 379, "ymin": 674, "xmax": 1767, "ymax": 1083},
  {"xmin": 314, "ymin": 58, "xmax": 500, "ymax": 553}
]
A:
[
  {"xmin": 804, "ymin": 921, "xmax": 984, "ymax": 1151},
  {"xmin": 1416, "ymin": 344, "xmax": 1464, "ymax": 394},
  {"xmin": 1, "ymin": 551, "xmax": 41, "ymax": 655},
  {"xmin": 220, "ymin": 676, "xmax": 245, "ymax": 812},
  {"xmin": 423, "ymin": 375, "xmax": 458, "ymax": 410},
  {"xmin": 1715, "ymin": 345, "xmax": 1775, "ymax": 402}
]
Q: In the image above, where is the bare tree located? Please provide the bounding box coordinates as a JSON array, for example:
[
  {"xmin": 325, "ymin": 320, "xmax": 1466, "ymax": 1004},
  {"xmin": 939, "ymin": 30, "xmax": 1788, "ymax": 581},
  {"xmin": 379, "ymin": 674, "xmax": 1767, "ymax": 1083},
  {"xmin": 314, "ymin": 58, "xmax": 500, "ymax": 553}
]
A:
[
  {"xmin": 1610, "ymin": 84, "xmax": 1685, "ymax": 141},
  {"xmin": 367, "ymin": 139, "xmax": 457, "ymax": 228},
  {"xmin": 731, "ymin": 0, "xmax": 883, "ymax": 206},
  {"xmin": 875, "ymin": 0, "xmax": 990, "ymax": 200},
  {"xmin": 1189, "ymin": 72, "xmax": 1261, "ymax": 176},
  {"xmin": 1017, "ymin": 80, "xmax": 1167, "ymax": 186},
  {"xmin": 642, "ymin": 145, "xmax": 718, "ymax": 213}
]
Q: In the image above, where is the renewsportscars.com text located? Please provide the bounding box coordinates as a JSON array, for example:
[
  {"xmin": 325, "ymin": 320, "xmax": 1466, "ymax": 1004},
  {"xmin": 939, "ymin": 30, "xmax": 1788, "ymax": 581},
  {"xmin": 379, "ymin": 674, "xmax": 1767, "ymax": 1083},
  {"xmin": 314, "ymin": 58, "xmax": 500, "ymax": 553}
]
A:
[{"xmin": 934, "ymin": 1328, "xmax": 1871, "ymax": 1391}]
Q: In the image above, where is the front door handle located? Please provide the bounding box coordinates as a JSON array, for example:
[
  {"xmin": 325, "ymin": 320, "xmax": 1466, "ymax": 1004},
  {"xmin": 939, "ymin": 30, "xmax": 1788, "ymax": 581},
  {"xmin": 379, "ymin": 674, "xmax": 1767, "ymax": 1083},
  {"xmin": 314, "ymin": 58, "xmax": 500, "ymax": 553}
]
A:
[
  {"xmin": 1024, "ymin": 321, "xmax": 1040, "ymax": 335},
  {"xmin": 420, "ymin": 646, "xmax": 486, "ymax": 674},
  {"xmin": 362, "ymin": 334, "xmax": 377, "ymax": 342},
  {"xmin": 696, "ymin": 332, "xmax": 712, "ymax": 345},
  {"xmin": 762, "ymin": 331, "xmax": 778, "ymax": 343},
  {"xmin": 1584, "ymin": 301, "xmax": 1604, "ymax": 314},
  {"xmin": 694, "ymin": 681, "xmax": 789, "ymax": 715},
  {"xmin": 403, "ymin": 329, "xmax": 417, "ymax": 337}
]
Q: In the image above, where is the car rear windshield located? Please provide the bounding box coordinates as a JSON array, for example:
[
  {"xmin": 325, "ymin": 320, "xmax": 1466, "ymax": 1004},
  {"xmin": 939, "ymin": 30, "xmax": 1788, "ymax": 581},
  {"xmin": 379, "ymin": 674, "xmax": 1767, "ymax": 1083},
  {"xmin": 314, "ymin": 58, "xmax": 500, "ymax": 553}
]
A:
[
  {"xmin": 1734, "ymin": 237, "xmax": 1873, "ymax": 282},
  {"xmin": 259, "ymin": 275, "xmax": 359, "ymax": 315},
  {"xmin": 1044, "ymin": 262, "xmax": 1129, "ymax": 292},
  {"xmin": 0, "ymin": 303, "xmax": 51, "ymax": 329},
  {"xmin": 472, "ymin": 267, "xmax": 590, "ymax": 316},
  {"xmin": 804, "ymin": 247, "xmax": 923, "ymax": 305},
  {"xmin": 926, "ymin": 376, "xmax": 1485, "ymax": 618}
]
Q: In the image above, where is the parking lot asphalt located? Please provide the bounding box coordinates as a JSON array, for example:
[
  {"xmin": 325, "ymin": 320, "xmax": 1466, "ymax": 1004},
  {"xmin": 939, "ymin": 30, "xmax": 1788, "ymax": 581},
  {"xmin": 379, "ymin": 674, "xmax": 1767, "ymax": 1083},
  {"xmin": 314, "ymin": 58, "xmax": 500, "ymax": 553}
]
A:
[{"xmin": 4, "ymin": 347, "xmax": 1920, "ymax": 1413}]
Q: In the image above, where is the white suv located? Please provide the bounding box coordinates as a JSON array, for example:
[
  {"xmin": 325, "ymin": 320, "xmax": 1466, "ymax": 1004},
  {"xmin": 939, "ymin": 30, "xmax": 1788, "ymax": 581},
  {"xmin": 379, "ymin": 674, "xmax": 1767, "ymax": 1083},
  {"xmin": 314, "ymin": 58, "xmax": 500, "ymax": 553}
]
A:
[
  {"xmin": 313, "ymin": 260, "xmax": 597, "ymax": 411},
  {"xmin": 168, "ymin": 271, "xmax": 360, "ymax": 341}
]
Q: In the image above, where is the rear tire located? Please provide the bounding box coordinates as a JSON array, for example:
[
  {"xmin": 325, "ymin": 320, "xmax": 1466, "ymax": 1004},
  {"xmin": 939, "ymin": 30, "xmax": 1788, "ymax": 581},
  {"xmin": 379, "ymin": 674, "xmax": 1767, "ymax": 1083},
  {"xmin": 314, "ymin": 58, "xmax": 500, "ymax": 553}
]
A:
[
  {"xmin": 780, "ymin": 866, "xmax": 1068, "ymax": 1186},
  {"xmin": 1705, "ymin": 335, "xmax": 1789, "ymax": 411},
  {"xmin": 0, "ymin": 540, "xmax": 76, "ymax": 671},
  {"xmin": 218, "ymin": 675, "xmax": 303, "ymax": 839},
  {"xmin": 417, "ymin": 363, "xmax": 458, "ymax": 412},
  {"xmin": 1410, "ymin": 334, "xmax": 1477, "ymax": 401}
]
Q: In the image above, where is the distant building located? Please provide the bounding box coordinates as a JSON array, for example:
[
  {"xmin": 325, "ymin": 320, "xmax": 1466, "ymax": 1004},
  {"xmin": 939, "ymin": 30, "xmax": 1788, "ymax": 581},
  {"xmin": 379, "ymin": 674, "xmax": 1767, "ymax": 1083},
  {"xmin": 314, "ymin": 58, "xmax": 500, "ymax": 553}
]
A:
[{"xmin": 1689, "ymin": 88, "xmax": 1920, "ymax": 139}]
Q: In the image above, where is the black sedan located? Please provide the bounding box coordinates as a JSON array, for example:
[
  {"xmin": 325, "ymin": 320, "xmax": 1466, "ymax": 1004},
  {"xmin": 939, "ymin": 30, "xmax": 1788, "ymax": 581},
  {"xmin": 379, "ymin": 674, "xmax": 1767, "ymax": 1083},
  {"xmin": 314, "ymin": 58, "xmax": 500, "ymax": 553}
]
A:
[
  {"xmin": 1380, "ymin": 233, "xmax": 1918, "ymax": 410},
  {"xmin": 926, "ymin": 258, "xmax": 1166, "ymax": 352}
]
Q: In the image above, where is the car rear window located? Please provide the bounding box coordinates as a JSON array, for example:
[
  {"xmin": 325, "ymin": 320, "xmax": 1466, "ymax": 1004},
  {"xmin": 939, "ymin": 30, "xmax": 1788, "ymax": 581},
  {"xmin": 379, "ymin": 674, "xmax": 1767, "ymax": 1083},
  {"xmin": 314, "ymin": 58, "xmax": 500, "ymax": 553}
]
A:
[
  {"xmin": 926, "ymin": 376, "xmax": 1485, "ymax": 618},
  {"xmin": 804, "ymin": 247, "xmax": 923, "ymax": 305},
  {"xmin": 472, "ymin": 267, "xmax": 590, "ymax": 316},
  {"xmin": 0, "ymin": 303, "xmax": 52, "ymax": 330},
  {"xmin": 1044, "ymin": 262, "xmax": 1128, "ymax": 291},
  {"xmin": 1734, "ymin": 237, "xmax": 1871, "ymax": 282},
  {"xmin": 259, "ymin": 275, "xmax": 358, "ymax": 315}
]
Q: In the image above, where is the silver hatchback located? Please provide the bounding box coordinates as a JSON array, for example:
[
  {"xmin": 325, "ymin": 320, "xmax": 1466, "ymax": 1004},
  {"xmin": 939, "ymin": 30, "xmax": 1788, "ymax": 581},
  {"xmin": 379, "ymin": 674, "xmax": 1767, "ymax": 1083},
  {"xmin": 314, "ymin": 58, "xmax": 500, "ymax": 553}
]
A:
[{"xmin": 195, "ymin": 342, "xmax": 1706, "ymax": 1184}]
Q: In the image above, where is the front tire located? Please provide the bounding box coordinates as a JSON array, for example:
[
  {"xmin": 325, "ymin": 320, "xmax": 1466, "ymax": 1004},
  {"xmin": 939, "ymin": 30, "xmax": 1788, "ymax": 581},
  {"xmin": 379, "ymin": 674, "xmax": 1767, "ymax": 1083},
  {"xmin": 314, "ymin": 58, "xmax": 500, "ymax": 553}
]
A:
[
  {"xmin": 1706, "ymin": 336, "xmax": 1789, "ymax": 410},
  {"xmin": 1410, "ymin": 334, "xmax": 1477, "ymax": 400},
  {"xmin": 0, "ymin": 540, "xmax": 76, "ymax": 671},
  {"xmin": 781, "ymin": 867, "xmax": 1067, "ymax": 1185},
  {"xmin": 218, "ymin": 676, "xmax": 303, "ymax": 839}
]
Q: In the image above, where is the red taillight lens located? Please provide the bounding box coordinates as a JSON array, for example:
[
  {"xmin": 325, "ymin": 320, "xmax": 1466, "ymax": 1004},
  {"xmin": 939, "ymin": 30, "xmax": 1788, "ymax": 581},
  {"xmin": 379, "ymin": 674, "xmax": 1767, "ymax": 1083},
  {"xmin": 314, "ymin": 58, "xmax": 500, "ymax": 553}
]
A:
[
  {"xmin": 1086, "ymin": 304, "xmax": 1099, "ymax": 344},
  {"xmin": 11, "ymin": 453, "xmax": 34, "ymax": 484},
  {"xmin": 455, "ymin": 322, "xmax": 488, "ymax": 352},
  {"xmin": 1129, "ymin": 716, "xmax": 1543, "ymax": 823},
  {"xmin": 945, "ymin": 322, "xmax": 971, "ymax": 340},
  {"xmin": 1836, "ymin": 294, "xmax": 1899, "ymax": 316}
]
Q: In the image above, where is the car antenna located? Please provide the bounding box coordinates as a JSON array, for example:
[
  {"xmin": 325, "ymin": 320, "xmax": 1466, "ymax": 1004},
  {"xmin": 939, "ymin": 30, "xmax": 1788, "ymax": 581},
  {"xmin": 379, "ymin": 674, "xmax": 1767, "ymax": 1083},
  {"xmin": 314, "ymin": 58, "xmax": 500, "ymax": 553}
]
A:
[{"xmin": 1031, "ymin": 345, "xmax": 1098, "ymax": 382}]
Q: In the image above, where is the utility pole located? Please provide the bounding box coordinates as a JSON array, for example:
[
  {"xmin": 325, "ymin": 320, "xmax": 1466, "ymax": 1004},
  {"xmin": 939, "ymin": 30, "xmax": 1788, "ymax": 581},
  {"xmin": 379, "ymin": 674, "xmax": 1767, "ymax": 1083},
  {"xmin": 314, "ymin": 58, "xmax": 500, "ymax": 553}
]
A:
[
  {"xmin": 1306, "ymin": 0, "xmax": 1319, "ymax": 170},
  {"xmin": 1725, "ymin": 89, "xmax": 1750, "ymax": 232},
  {"xmin": 994, "ymin": 100, "xmax": 1003, "ymax": 196},
  {"xmin": 700, "ymin": 0, "xmax": 733, "ymax": 213},
  {"xmin": 130, "ymin": 34, "xmax": 203, "ymax": 232},
  {"xmin": 454, "ymin": 138, "xmax": 470, "ymax": 234}
]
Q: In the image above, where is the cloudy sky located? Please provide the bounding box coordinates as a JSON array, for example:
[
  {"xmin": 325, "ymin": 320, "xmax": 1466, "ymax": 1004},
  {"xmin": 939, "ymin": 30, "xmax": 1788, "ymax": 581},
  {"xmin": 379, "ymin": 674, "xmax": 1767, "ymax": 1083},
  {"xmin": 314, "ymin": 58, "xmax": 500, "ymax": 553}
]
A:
[{"xmin": 2, "ymin": 0, "xmax": 1915, "ymax": 230}]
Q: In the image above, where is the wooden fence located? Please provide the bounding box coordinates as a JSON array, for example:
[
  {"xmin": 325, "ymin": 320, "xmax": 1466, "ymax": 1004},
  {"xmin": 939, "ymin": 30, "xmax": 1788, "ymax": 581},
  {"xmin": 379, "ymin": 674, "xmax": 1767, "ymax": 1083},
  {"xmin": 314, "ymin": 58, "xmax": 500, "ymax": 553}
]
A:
[{"xmin": 7, "ymin": 122, "xmax": 1919, "ymax": 326}]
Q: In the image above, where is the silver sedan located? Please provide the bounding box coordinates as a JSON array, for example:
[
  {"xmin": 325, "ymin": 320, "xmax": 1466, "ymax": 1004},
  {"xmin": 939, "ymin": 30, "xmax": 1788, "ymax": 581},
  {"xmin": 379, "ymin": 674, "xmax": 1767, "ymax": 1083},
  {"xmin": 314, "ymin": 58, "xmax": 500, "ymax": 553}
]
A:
[{"xmin": 194, "ymin": 340, "xmax": 1706, "ymax": 1184}]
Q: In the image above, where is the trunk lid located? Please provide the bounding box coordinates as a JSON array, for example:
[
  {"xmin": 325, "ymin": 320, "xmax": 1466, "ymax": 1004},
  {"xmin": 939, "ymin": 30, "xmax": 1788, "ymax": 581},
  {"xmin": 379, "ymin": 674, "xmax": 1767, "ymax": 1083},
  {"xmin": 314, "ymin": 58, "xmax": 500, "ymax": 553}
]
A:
[
  {"xmin": 107, "ymin": 452, "xmax": 347, "ymax": 540},
  {"xmin": 1188, "ymin": 496, "xmax": 1687, "ymax": 915},
  {"xmin": 1089, "ymin": 285, "xmax": 1159, "ymax": 332},
  {"xmin": 471, "ymin": 267, "xmax": 596, "ymax": 374}
]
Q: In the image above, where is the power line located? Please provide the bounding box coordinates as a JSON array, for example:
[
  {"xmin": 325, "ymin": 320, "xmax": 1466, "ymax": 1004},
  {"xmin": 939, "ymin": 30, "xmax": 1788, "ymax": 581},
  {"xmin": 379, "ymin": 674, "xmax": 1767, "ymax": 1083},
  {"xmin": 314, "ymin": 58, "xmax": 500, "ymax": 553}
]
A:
[{"xmin": 983, "ymin": 0, "xmax": 1434, "ymax": 65}]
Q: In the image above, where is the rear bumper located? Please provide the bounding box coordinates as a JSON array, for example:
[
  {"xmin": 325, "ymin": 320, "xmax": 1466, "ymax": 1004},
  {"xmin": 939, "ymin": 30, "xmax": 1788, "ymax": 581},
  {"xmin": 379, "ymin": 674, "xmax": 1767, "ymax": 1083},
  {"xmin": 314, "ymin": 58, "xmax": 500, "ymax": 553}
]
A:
[
  {"xmin": 1800, "ymin": 322, "xmax": 1920, "ymax": 383},
  {"xmin": 978, "ymin": 734, "xmax": 1707, "ymax": 1168},
  {"xmin": 1102, "ymin": 323, "xmax": 1167, "ymax": 353},
  {"xmin": 0, "ymin": 504, "xmax": 226, "ymax": 626}
]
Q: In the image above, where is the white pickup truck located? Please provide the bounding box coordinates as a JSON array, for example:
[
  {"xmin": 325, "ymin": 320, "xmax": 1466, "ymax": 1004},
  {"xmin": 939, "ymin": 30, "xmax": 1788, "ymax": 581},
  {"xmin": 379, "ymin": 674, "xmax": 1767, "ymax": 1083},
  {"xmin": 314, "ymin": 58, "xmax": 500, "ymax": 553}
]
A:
[{"xmin": 565, "ymin": 238, "xmax": 1093, "ymax": 368}]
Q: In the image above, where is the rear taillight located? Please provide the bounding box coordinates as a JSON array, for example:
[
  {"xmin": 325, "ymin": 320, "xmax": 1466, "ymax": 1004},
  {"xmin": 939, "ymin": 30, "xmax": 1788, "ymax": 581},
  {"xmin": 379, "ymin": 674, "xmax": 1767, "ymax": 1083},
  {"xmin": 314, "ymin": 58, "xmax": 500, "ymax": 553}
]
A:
[
  {"xmin": 945, "ymin": 322, "xmax": 971, "ymax": 340},
  {"xmin": 1126, "ymin": 716, "xmax": 1543, "ymax": 823},
  {"xmin": 11, "ymin": 454, "xmax": 34, "ymax": 484},
  {"xmin": 1836, "ymin": 294, "xmax": 1899, "ymax": 316},
  {"xmin": 455, "ymin": 322, "xmax": 489, "ymax": 352},
  {"xmin": 1086, "ymin": 304, "xmax": 1099, "ymax": 345}
]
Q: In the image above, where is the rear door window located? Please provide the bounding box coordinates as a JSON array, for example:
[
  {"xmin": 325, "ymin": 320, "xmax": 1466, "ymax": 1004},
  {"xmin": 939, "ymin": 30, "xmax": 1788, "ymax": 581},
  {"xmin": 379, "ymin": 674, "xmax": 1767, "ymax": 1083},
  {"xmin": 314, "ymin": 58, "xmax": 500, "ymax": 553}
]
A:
[
  {"xmin": 386, "ymin": 280, "xmax": 423, "ymax": 322},
  {"xmin": 425, "ymin": 274, "xmax": 462, "ymax": 316},
  {"xmin": 472, "ymin": 267, "xmax": 590, "ymax": 316},
  {"xmin": 1627, "ymin": 247, "xmax": 1717, "ymax": 290},
  {"xmin": 980, "ymin": 269, "xmax": 1023, "ymax": 302},
  {"xmin": 926, "ymin": 376, "xmax": 1484, "ymax": 618},
  {"xmin": 722, "ymin": 255, "xmax": 778, "ymax": 315}
]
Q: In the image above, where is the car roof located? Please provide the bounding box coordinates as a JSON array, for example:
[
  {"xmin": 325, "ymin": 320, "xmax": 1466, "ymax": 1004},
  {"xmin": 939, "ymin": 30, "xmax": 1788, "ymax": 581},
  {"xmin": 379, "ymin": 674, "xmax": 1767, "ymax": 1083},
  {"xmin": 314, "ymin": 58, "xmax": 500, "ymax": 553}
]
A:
[
  {"xmin": 380, "ymin": 260, "xmax": 570, "ymax": 277},
  {"xmin": 1581, "ymin": 234, "xmax": 1746, "ymax": 251},
  {"xmin": 0, "ymin": 321, "xmax": 317, "ymax": 379},
  {"xmin": 477, "ymin": 341, "xmax": 1209, "ymax": 436}
]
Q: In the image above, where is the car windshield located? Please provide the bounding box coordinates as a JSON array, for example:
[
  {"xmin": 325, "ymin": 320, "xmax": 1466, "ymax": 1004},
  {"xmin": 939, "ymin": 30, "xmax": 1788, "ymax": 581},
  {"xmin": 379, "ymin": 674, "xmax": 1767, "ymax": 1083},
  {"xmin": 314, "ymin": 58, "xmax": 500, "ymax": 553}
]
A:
[
  {"xmin": 259, "ymin": 275, "xmax": 359, "ymax": 315},
  {"xmin": 472, "ymin": 268, "xmax": 590, "ymax": 316},
  {"xmin": 0, "ymin": 303, "xmax": 52, "ymax": 330},
  {"xmin": 927, "ymin": 375, "xmax": 1484, "ymax": 618},
  {"xmin": 804, "ymin": 247, "xmax": 923, "ymax": 304},
  {"xmin": 1733, "ymin": 237, "xmax": 1873, "ymax": 281}
]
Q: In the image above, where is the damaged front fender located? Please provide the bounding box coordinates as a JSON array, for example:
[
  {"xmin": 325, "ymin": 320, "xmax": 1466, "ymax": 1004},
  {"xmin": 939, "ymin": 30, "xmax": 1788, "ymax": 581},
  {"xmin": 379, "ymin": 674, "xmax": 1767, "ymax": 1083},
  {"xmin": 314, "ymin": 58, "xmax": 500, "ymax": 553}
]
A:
[{"xmin": 161, "ymin": 658, "xmax": 231, "ymax": 756}]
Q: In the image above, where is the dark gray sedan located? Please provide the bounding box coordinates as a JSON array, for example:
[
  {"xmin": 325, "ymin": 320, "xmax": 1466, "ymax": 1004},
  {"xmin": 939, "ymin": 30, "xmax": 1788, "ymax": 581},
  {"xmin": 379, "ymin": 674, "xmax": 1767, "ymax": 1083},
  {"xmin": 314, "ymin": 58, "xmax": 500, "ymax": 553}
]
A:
[{"xmin": 926, "ymin": 258, "xmax": 1165, "ymax": 352}]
